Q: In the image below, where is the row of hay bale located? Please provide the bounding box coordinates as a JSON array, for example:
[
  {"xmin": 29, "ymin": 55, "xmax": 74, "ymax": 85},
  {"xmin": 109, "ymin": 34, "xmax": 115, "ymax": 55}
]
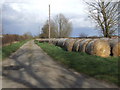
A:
[{"xmin": 36, "ymin": 38, "xmax": 120, "ymax": 57}]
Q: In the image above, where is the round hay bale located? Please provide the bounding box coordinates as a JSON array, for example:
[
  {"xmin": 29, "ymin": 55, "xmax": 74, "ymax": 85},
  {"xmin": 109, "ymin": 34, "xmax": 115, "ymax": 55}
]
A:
[
  {"xmin": 48, "ymin": 39, "xmax": 53, "ymax": 43},
  {"xmin": 52, "ymin": 39, "xmax": 58, "ymax": 45},
  {"xmin": 35, "ymin": 39, "xmax": 41, "ymax": 41},
  {"xmin": 108, "ymin": 39, "xmax": 120, "ymax": 56},
  {"xmin": 78, "ymin": 39, "xmax": 92, "ymax": 52},
  {"xmin": 85, "ymin": 39, "xmax": 110, "ymax": 57},
  {"xmin": 38, "ymin": 39, "xmax": 45, "ymax": 43},
  {"xmin": 72, "ymin": 39, "xmax": 83, "ymax": 51},
  {"xmin": 64, "ymin": 39, "xmax": 76, "ymax": 51},
  {"xmin": 36, "ymin": 39, "xmax": 51, "ymax": 43},
  {"xmin": 49, "ymin": 39, "xmax": 53, "ymax": 44},
  {"xmin": 57, "ymin": 39, "xmax": 67, "ymax": 47},
  {"xmin": 113, "ymin": 42, "xmax": 120, "ymax": 56},
  {"xmin": 100, "ymin": 38, "xmax": 110, "ymax": 41},
  {"xmin": 44, "ymin": 39, "xmax": 49, "ymax": 43}
]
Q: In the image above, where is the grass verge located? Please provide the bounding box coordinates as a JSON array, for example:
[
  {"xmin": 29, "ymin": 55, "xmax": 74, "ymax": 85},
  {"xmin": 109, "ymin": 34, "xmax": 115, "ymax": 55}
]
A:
[
  {"xmin": 2, "ymin": 40, "xmax": 28, "ymax": 59},
  {"xmin": 35, "ymin": 40, "xmax": 119, "ymax": 86}
]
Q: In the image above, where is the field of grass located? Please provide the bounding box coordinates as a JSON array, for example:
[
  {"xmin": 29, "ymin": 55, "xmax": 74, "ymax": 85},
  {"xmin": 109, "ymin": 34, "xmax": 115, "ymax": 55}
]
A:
[
  {"xmin": 35, "ymin": 40, "xmax": 119, "ymax": 86},
  {"xmin": 2, "ymin": 40, "xmax": 28, "ymax": 59}
]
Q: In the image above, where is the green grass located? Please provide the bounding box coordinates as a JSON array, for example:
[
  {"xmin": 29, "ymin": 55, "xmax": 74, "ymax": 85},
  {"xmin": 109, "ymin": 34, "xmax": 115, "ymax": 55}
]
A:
[
  {"xmin": 2, "ymin": 40, "xmax": 28, "ymax": 59},
  {"xmin": 35, "ymin": 40, "xmax": 119, "ymax": 86}
]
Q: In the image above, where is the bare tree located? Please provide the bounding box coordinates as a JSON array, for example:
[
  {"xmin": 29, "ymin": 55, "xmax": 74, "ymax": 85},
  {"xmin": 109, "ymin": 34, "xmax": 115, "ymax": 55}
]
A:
[
  {"xmin": 86, "ymin": 0, "xmax": 118, "ymax": 37},
  {"xmin": 40, "ymin": 20, "xmax": 57, "ymax": 38},
  {"xmin": 40, "ymin": 14, "xmax": 72, "ymax": 38},
  {"xmin": 79, "ymin": 33, "xmax": 88, "ymax": 37},
  {"xmin": 23, "ymin": 32, "xmax": 33, "ymax": 39},
  {"xmin": 54, "ymin": 14, "xmax": 72, "ymax": 38}
]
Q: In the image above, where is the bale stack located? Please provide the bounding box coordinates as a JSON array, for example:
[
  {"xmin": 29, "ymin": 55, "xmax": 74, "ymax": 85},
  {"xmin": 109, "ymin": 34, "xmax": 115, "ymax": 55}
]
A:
[
  {"xmin": 78, "ymin": 39, "xmax": 92, "ymax": 52},
  {"xmin": 35, "ymin": 38, "xmax": 120, "ymax": 57},
  {"xmin": 85, "ymin": 39, "xmax": 110, "ymax": 57},
  {"xmin": 72, "ymin": 39, "xmax": 83, "ymax": 51},
  {"xmin": 64, "ymin": 39, "xmax": 76, "ymax": 51},
  {"xmin": 108, "ymin": 39, "xmax": 120, "ymax": 56}
]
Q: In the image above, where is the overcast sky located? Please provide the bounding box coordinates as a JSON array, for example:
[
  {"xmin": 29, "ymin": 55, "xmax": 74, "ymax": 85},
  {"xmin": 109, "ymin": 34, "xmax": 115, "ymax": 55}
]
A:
[{"xmin": 1, "ymin": 0, "xmax": 104, "ymax": 37}]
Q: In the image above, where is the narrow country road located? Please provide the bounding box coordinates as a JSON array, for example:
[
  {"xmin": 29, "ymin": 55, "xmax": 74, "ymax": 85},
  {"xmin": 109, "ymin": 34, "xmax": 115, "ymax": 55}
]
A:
[{"xmin": 1, "ymin": 40, "xmax": 118, "ymax": 88}]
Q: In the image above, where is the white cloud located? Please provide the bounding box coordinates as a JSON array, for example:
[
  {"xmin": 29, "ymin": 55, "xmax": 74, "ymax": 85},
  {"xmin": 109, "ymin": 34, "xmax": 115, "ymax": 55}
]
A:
[
  {"xmin": 5, "ymin": 0, "xmax": 90, "ymax": 27},
  {"xmin": 3, "ymin": 0, "xmax": 86, "ymax": 15},
  {"xmin": 0, "ymin": 0, "xmax": 5, "ymax": 4},
  {"xmin": 70, "ymin": 16, "xmax": 95, "ymax": 28},
  {"xmin": 2, "ymin": 0, "xmax": 99, "ymax": 36},
  {"xmin": 9, "ymin": 3, "xmax": 21, "ymax": 12}
]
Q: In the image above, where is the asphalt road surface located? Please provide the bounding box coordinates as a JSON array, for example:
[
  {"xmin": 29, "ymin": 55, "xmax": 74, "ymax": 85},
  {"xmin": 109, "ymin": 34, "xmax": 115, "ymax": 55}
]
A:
[{"xmin": 1, "ymin": 40, "xmax": 118, "ymax": 88}]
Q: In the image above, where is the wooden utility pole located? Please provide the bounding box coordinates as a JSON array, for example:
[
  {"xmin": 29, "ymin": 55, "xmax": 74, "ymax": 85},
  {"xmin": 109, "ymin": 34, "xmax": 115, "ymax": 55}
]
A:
[{"xmin": 48, "ymin": 4, "xmax": 51, "ymax": 39}]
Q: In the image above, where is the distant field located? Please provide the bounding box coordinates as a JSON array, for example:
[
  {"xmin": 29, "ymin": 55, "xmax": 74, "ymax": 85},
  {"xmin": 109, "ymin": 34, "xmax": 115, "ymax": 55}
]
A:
[
  {"xmin": 35, "ymin": 40, "xmax": 119, "ymax": 86},
  {"xmin": 2, "ymin": 40, "xmax": 28, "ymax": 59}
]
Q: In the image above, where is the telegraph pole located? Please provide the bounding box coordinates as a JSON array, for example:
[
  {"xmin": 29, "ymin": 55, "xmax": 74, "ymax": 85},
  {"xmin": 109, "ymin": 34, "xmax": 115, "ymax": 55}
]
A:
[{"xmin": 48, "ymin": 4, "xmax": 51, "ymax": 39}]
